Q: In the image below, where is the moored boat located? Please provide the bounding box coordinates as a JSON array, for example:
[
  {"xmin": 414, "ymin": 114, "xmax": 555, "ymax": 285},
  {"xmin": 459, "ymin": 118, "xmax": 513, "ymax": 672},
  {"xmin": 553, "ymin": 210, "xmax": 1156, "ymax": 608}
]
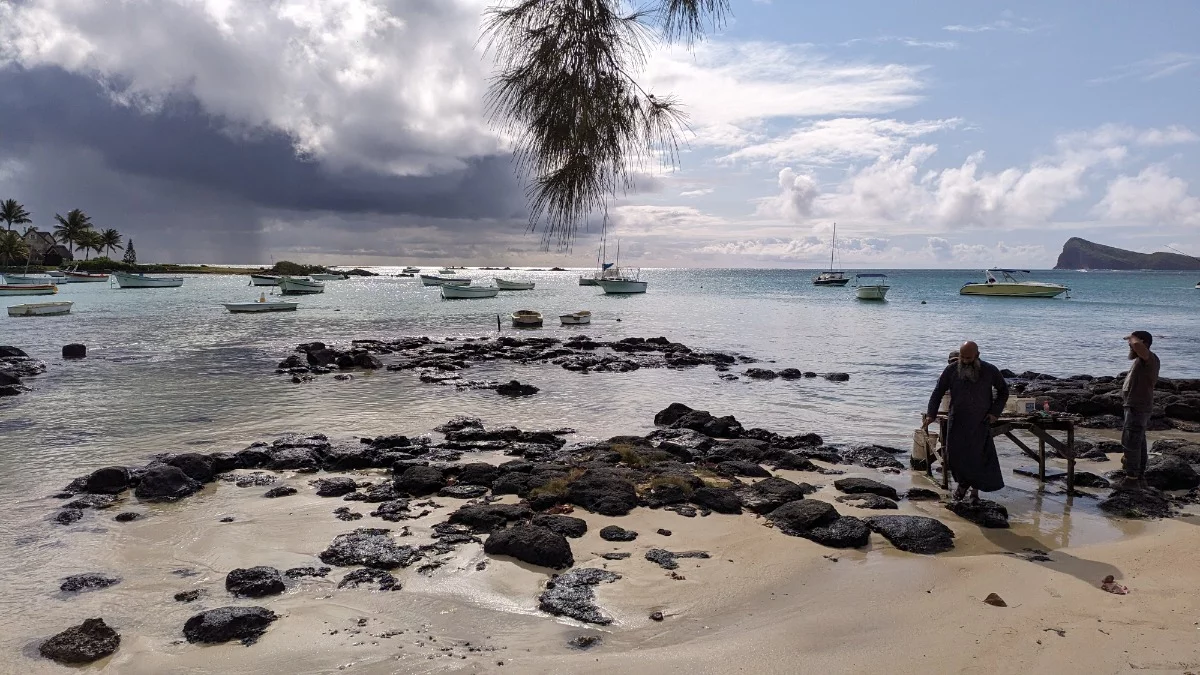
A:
[
  {"xmin": 1, "ymin": 274, "xmax": 59, "ymax": 286},
  {"xmin": 598, "ymin": 277, "xmax": 648, "ymax": 294},
  {"xmin": 559, "ymin": 310, "xmax": 591, "ymax": 325},
  {"xmin": 511, "ymin": 309, "xmax": 543, "ymax": 328},
  {"xmin": 813, "ymin": 223, "xmax": 850, "ymax": 286},
  {"xmin": 277, "ymin": 276, "xmax": 325, "ymax": 295},
  {"xmin": 311, "ymin": 272, "xmax": 349, "ymax": 281},
  {"xmin": 494, "ymin": 278, "xmax": 535, "ymax": 291},
  {"xmin": 8, "ymin": 301, "xmax": 73, "ymax": 317},
  {"xmin": 112, "ymin": 271, "xmax": 184, "ymax": 288},
  {"xmin": 437, "ymin": 268, "xmax": 456, "ymax": 275},
  {"xmin": 421, "ymin": 275, "xmax": 470, "ymax": 287},
  {"xmin": 578, "ymin": 276, "xmax": 600, "ymax": 286},
  {"xmin": 250, "ymin": 274, "xmax": 280, "ymax": 286},
  {"xmin": 441, "ymin": 284, "xmax": 499, "ymax": 299},
  {"xmin": 64, "ymin": 269, "xmax": 111, "ymax": 282},
  {"xmin": 0, "ymin": 284, "xmax": 58, "ymax": 296},
  {"xmin": 959, "ymin": 269, "xmax": 1069, "ymax": 298},
  {"xmin": 402, "ymin": 266, "xmax": 421, "ymax": 274},
  {"xmin": 853, "ymin": 273, "xmax": 890, "ymax": 300},
  {"xmin": 224, "ymin": 293, "xmax": 299, "ymax": 313}
]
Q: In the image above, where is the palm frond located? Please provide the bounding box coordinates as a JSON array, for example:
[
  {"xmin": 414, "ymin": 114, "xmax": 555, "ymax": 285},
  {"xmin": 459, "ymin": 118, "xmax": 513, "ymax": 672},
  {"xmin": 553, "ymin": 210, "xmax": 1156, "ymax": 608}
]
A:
[{"xmin": 483, "ymin": 0, "xmax": 727, "ymax": 250}]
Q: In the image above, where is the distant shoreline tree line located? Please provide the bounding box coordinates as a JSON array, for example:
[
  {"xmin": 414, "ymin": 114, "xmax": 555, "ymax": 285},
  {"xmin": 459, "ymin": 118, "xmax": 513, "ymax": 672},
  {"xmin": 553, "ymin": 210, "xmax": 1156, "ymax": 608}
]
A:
[{"xmin": 1, "ymin": 199, "xmax": 136, "ymax": 270}]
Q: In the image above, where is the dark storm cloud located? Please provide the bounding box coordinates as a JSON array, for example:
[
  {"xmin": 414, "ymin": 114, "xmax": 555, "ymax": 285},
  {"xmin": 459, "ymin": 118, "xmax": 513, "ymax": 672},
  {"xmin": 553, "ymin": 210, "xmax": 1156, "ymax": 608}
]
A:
[{"xmin": 0, "ymin": 67, "xmax": 526, "ymax": 221}]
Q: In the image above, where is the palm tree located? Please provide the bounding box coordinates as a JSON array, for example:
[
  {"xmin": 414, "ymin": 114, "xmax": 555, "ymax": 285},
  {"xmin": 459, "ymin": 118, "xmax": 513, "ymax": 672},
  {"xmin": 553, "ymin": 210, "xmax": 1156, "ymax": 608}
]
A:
[
  {"xmin": 53, "ymin": 209, "xmax": 94, "ymax": 255},
  {"xmin": 99, "ymin": 228, "xmax": 123, "ymax": 258},
  {"xmin": 76, "ymin": 229, "xmax": 104, "ymax": 261},
  {"xmin": 0, "ymin": 230, "xmax": 28, "ymax": 265},
  {"xmin": 0, "ymin": 199, "xmax": 32, "ymax": 267},
  {"xmin": 483, "ymin": 0, "xmax": 729, "ymax": 248}
]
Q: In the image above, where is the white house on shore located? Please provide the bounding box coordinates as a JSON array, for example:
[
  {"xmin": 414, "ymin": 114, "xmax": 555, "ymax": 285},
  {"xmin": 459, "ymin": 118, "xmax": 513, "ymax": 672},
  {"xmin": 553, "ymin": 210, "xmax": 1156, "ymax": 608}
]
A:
[{"xmin": 21, "ymin": 229, "xmax": 74, "ymax": 266}]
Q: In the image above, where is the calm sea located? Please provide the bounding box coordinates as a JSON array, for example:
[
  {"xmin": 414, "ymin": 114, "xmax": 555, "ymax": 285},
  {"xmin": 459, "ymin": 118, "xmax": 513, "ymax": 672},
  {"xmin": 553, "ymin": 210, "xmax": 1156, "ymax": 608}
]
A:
[{"xmin": 3, "ymin": 268, "xmax": 1198, "ymax": 483}]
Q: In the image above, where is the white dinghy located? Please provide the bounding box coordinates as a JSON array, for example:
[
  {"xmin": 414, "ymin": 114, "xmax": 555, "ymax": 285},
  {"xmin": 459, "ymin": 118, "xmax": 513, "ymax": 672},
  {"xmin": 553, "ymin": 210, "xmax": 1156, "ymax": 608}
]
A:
[
  {"xmin": 278, "ymin": 276, "xmax": 325, "ymax": 295},
  {"xmin": 441, "ymin": 285, "xmax": 499, "ymax": 299},
  {"xmin": 494, "ymin": 278, "xmax": 535, "ymax": 291},
  {"xmin": 559, "ymin": 310, "xmax": 591, "ymax": 326},
  {"xmin": 112, "ymin": 271, "xmax": 184, "ymax": 288},
  {"xmin": 8, "ymin": 301, "xmax": 73, "ymax": 317}
]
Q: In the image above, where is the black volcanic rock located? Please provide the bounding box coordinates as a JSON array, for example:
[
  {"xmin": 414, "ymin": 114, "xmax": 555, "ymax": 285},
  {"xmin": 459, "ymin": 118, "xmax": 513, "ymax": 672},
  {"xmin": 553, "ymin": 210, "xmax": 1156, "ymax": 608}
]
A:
[
  {"xmin": 39, "ymin": 618, "xmax": 120, "ymax": 664},
  {"xmin": 183, "ymin": 606, "xmax": 277, "ymax": 646}
]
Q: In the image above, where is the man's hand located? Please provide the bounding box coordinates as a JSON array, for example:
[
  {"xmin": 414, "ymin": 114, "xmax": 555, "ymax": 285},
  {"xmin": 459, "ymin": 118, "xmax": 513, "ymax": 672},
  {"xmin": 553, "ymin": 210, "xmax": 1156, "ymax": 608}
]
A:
[
  {"xmin": 987, "ymin": 414, "xmax": 998, "ymax": 424},
  {"xmin": 921, "ymin": 413, "xmax": 929, "ymax": 433}
]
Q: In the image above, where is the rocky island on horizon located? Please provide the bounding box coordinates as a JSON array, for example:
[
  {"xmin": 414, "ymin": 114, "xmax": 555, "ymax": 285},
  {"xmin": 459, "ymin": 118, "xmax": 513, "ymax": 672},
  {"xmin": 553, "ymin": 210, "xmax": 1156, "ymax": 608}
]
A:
[{"xmin": 1054, "ymin": 237, "xmax": 1200, "ymax": 271}]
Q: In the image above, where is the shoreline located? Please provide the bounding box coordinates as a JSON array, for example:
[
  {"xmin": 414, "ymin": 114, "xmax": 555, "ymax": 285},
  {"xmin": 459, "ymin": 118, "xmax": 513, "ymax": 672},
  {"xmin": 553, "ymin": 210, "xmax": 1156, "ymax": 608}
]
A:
[{"xmin": 9, "ymin": 395, "xmax": 1199, "ymax": 672}]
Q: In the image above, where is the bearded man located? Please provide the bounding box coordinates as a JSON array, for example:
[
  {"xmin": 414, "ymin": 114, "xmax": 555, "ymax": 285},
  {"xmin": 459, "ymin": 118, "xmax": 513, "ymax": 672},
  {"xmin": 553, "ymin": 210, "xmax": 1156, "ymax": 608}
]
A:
[{"xmin": 923, "ymin": 341, "xmax": 1010, "ymax": 503}]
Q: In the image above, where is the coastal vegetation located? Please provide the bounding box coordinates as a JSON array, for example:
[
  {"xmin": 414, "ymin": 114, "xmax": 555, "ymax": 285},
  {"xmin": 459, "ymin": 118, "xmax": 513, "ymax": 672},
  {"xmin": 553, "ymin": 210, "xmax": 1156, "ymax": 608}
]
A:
[{"xmin": 483, "ymin": 0, "xmax": 729, "ymax": 248}]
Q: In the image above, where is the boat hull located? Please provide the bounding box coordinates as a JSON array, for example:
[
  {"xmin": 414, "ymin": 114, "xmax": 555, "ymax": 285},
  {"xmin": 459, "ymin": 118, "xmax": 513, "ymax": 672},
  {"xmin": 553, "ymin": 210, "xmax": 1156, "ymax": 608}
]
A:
[
  {"xmin": 113, "ymin": 272, "xmax": 184, "ymax": 288},
  {"xmin": 250, "ymin": 275, "xmax": 280, "ymax": 286},
  {"xmin": 960, "ymin": 283, "xmax": 1067, "ymax": 298},
  {"xmin": 310, "ymin": 273, "xmax": 347, "ymax": 281},
  {"xmin": 578, "ymin": 277, "xmax": 599, "ymax": 286},
  {"xmin": 8, "ymin": 301, "xmax": 73, "ymax": 316},
  {"xmin": 64, "ymin": 272, "xmax": 110, "ymax": 282},
  {"xmin": 855, "ymin": 285, "xmax": 890, "ymax": 300},
  {"xmin": 2, "ymin": 275, "xmax": 59, "ymax": 286},
  {"xmin": 0, "ymin": 284, "xmax": 57, "ymax": 296},
  {"xmin": 441, "ymin": 285, "xmax": 499, "ymax": 299},
  {"xmin": 224, "ymin": 302, "xmax": 298, "ymax": 313},
  {"xmin": 560, "ymin": 311, "xmax": 591, "ymax": 325},
  {"xmin": 813, "ymin": 277, "xmax": 850, "ymax": 287},
  {"xmin": 495, "ymin": 278, "xmax": 535, "ymax": 290},
  {"xmin": 512, "ymin": 311, "xmax": 543, "ymax": 328},
  {"xmin": 278, "ymin": 277, "xmax": 325, "ymax": 295},
  {"xmin": 599, "ymin": 279, "xmax": 648, "ymax": 294}
]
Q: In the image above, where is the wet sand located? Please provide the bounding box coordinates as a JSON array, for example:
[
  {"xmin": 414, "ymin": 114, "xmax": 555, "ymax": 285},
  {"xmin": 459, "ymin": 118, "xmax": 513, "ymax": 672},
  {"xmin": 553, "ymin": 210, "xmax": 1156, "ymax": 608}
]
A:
[{"xmin": 8, "ymin": 433, "xmax": 1200, "ymax": 675}]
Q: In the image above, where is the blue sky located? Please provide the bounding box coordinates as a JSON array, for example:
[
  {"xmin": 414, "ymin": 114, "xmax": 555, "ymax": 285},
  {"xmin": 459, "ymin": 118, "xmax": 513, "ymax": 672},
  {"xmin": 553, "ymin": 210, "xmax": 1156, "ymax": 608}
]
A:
[{"xmin": 0, "ymin": 0, "xmax": 1196, "ymax": 267}]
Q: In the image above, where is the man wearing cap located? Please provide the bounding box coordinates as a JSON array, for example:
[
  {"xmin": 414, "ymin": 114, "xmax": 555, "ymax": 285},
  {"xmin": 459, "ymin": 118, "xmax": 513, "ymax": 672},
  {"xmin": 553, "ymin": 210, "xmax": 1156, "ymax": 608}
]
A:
[{"xmin": 1121, "ymin": 330, "xmax": 1160, "ymax": 489}]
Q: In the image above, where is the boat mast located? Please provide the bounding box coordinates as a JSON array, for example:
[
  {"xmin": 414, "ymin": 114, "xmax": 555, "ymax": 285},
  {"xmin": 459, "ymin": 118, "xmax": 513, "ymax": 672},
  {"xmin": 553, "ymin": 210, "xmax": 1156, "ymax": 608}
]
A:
[{"xmin": 830, "ymin": 223, "xmax": 837, "ymax": 272}]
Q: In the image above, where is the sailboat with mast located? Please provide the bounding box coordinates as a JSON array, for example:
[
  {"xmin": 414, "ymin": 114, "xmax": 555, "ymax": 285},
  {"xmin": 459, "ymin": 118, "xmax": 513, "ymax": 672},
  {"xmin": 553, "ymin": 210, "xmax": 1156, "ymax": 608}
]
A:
[
  {"xmin": 597, "ymin": 239, "xmax": 647, "ymax": 294},
  {"xmin": 579, "ymin": 230, "xmax": 622, "ymax": 286},
  {"xmin": 813, "ymin": 223, "xmax": 850, "ymax": 287}
]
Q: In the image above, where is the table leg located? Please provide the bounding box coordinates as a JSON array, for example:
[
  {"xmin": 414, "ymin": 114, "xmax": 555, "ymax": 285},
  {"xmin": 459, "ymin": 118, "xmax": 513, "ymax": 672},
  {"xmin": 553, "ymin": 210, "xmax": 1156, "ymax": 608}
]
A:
[
  {"xmin": 1066, "ymin": 426, "xmax": 1075, "ymax": 493},
  {"xmin": 1038, "ymin": 437, "xmax": 1046, "ymax": 483}
]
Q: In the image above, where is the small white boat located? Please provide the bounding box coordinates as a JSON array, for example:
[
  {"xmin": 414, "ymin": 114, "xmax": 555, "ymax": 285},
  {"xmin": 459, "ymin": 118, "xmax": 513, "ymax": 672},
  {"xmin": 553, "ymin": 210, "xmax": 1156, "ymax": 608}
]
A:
[
  {"xmin": 225, "ymin": 293, "xmax": 299, "ymax": 313},
  {"xmin": 421, "ymin": 275, "xmax": 470, "ymax": 287},
  {"xmin": 2, "ymin": 274, "xmax": 59, "ymax": 286},
  {"xmin": 250, "ymin": 274, "xmax": 280, "ymax": 286},
  {"xmin": 438, "ymin": 268, "xmax": 456, "ymax": 275},
  {"xmin": 402, "ymin": 266, "xmax": 421, "ymax": 274},
  {"xmin": 853, "ymin": 273, "xmax": 890, "ymax": 300},
  {"xmin": 960, "ymin": 269, "xmax": 1068, "ymax": 298},
  {"xmin": 311, "ymin": 272, "xmax": 348, "ymax": 281},
  {"xmin": 512, "ymin": 309, "xmax": 543, "ymax": 328},
  {"xmin": 64, "ymin": 269, "xmax": 111, "ymax": 282},
  {"xmin": 578, "ymin": 276, "xmax": 599, "ymax": 286},
  {"xmin": 559, "ymin": 310, "xmax": 591, "ymax": 325},
  {"xmin": 494, "ymin": 278, "xmax": 535, "ymax": 291},
  {"xmin": 8, "ymin": 301, "xmax": 73, "ymax": 317},
  {"xmin": 0, "ymin": 284, "xmax": 58, "ymax": 296},
  {"xmin": 112, "ymin": 271, "xmax": 184, "ymax": 288},
  {"xmin": 278, "ymin": 276, "xmax": 325, "ymax": 295},
  {"xmin": 598, "ymin": 277, "xmax": 648, "ymax": 294},
  {"xmin": 441, "ymin": 285, "xmax": 499, "ymax": 299}
]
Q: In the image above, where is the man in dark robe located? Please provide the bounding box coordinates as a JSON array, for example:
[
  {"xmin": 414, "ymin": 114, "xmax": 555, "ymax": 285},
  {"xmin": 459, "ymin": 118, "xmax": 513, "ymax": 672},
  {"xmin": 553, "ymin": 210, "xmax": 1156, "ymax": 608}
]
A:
[{"xmin": 923, "ymin": 341, "xmax": 1009, "ymax": 502}]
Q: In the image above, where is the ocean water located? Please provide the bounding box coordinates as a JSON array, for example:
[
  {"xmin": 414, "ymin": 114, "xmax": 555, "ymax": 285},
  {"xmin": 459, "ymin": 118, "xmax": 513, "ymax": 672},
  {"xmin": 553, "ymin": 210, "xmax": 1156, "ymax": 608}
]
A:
[
  {"xmin": 1, "ymin": 267, "xmax": 1198, "ymax": 668},
  {"xmin": 3, "ymin": 268, "xmax": 1198, "ymax": 478}
]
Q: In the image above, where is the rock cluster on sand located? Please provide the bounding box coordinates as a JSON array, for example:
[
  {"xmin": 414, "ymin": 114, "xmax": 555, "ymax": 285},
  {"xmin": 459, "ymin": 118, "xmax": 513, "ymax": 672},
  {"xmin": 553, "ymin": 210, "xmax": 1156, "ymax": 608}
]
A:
[
  {"xmin": 1007, "ymin": 370, "xmax": 1200, "ymax": 432},
  {"xmin": 483, "ymin": 525, "xmax": 574, "ymax": 569},
  {"xmin": 225, "ymin": 567, "xmax": 285, "ymax": 598},
  {"xmin": 538, "ymin": 568, "xmax": 621, "ymax": 624},
  {"xmin": 865, "ymin": 516, "xmax": 955, "ymax": 554}
]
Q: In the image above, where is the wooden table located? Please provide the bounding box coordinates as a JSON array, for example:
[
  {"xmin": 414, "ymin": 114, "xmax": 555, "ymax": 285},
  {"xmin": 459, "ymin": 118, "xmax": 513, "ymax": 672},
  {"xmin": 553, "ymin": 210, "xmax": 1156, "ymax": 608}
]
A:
[{"xmin": 929, "ymin": 413, "xmax": 1077, "ymax": 491}]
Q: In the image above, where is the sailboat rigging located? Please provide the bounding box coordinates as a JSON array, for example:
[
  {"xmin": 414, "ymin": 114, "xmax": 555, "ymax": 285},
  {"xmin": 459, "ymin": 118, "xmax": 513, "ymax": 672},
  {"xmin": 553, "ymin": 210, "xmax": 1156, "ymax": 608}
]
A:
[{"xmin": 812, "ymin": 223, "xmax": 850, "ymax": 286}]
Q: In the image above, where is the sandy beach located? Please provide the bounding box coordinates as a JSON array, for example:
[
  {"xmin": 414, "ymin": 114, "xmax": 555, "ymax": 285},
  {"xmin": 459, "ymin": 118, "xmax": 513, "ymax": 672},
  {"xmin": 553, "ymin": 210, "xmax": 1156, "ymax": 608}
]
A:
[{"xmin": 8, "ymin": 424, "xmax": 1200, "ymax": 675}]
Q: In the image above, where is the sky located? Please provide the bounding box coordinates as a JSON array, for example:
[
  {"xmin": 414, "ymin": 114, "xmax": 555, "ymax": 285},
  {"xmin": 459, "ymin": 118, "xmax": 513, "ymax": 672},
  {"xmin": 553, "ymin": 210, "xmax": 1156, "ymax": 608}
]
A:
[{"xmin": 0, "ymin": 0, "xmax": 1197, "ymax": 268}]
